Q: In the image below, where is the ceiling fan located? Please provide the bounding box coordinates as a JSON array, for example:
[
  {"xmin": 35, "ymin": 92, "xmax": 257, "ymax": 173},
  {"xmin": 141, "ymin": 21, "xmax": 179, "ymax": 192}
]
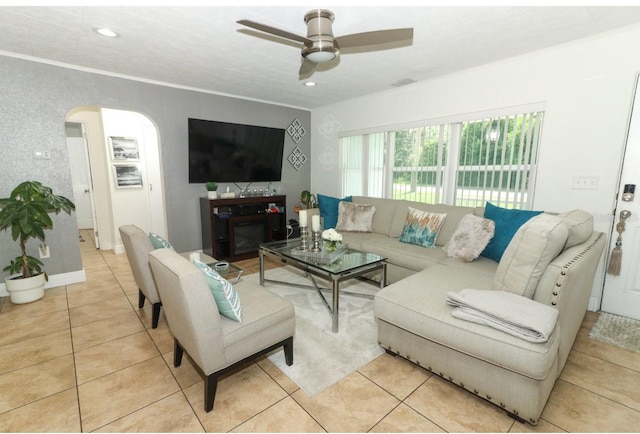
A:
[{"xmin": 237, "ymin": 9, "xmax": 414, "ymax": 78}]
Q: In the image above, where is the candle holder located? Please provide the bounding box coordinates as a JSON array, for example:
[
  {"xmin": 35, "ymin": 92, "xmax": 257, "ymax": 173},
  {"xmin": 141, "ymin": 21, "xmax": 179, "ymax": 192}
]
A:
[
  {"xmin": 299, "ymin": 226, "xmax": 309, "ymax": 251},
  {"xmin": 311, "ymin": 230, "xmax": 322, "ymax": 252}
]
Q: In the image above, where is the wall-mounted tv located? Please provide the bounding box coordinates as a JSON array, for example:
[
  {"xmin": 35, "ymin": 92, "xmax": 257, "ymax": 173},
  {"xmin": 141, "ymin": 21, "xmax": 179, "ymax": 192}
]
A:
[{"xmin": 188, "ymin": 118, "xmax": 286, "ymax": 183}]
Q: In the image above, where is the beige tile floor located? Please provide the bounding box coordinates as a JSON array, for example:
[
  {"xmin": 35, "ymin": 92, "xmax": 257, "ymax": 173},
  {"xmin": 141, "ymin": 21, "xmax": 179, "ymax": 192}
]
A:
[{"xmin": 1, "ymin": 230, "xmax": 640, "ymax": 432}]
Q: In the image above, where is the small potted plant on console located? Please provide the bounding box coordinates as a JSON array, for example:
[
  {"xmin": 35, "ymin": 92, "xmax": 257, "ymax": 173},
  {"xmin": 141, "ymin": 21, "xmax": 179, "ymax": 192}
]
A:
[
  {"xmin": 206, "ymin": 181, "xmax": 218, "ymax": 199},
  {"xmin": 0, "ymin": 180, "xmax": 75, "ymax": 304}
]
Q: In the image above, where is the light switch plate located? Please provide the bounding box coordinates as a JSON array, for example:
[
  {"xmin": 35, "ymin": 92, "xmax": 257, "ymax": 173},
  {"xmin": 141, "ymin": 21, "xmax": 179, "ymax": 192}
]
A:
[
  {"xmin": 34, "ymin": 150, "xmax": 51, "ymax": 159},
  {"xmin": 572, "ymin": 175, "xmax": 599, "ymax": 190}
]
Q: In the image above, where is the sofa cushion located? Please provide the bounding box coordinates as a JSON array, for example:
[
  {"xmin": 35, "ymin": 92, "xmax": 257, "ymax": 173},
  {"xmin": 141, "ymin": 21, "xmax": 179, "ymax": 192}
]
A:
[
  {"xmin": 443, "ymin": 214, "xmax": 495, "ymax": 262},
  {"xmin": 374, "ymin": 266, "xmax": 559, "ymax": 379},
  {"xmin": 353, "ymin": 196, "xmax": 401, "ymax": 236},
  {"xmin": 481, "ymin": 202, "xmax": 542, "ymax": 262},
  {"xmin": 318, "ymin": 194, "xmax": 352, "ymax": 229},
  {"xmin": 493, "ymin": 214, "xmax": 569, "ymax": 299},
  {"xmin": 193, "ymin": 259, "xmax": 242, "ymax": 322},
  {"xmin": 361, "ymin": 236, "xmax": 447, "ymax": 271},
  {"xmin": 558, "ymin": 209, "xmax": 593, "ymax": 248},
  {"xmin": 336, "ymin": 201, "xmax": 376, "ymax": 232},
  {"xmin": 340, "ymin": 231, "xmax": 388, "ymax": 252},
  {"xmin": 399, "ymin": 207, "xmax": 447, "ymax": 248}
]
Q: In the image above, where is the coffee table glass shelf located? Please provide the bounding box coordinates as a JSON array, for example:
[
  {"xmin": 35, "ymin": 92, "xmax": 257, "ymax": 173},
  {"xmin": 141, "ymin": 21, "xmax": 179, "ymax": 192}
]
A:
[{"xmin": 259, "ymin": 238, "xmax": 387, "ymax": 332}]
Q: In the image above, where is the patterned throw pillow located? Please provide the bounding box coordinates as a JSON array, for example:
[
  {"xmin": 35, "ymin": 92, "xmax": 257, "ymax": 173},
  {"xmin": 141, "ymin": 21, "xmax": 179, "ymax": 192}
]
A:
[
  {"xmin": 399, "ymin": 207, "xmax": 447, "ymax": 248},
  {"xmin": 148, "ymin": 232, "xmax": 174, "ymax": 250},
  {"xmin": 193, "ymin": 259, "xmax": 242, "ymax": 322},
  {"xmin": 443, "ymin": 214, "xmax": 495, "ymax": 262},
  {"xmin": 335, "ymin": 201, "xmax": 376, "ymax": 232}
]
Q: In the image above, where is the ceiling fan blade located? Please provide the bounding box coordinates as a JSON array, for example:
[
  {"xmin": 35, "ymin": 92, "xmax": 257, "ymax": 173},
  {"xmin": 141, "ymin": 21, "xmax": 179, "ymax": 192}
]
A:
[
  {"xmin": 299, "ymin": 59, "xmax": 317, "ymax": 77},
  {"xmin": 237, "ymin": 20, "xmax": 311, "ymax": 44},
  {"xmin": 335, "ymin": 28, "xmax": 413, "ymax": 49}
]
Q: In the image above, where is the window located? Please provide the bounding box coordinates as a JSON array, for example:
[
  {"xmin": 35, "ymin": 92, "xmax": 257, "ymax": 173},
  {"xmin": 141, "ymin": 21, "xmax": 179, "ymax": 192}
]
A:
[{"xmin": 340, "ymin": 109, "xmax": 544, "ymax": 209}]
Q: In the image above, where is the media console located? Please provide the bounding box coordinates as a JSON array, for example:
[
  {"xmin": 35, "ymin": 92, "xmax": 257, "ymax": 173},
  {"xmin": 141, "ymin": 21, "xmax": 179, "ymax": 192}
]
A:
[{"xmin": 200, "ymin": 195, "xmax": 287, "ymax": 261}]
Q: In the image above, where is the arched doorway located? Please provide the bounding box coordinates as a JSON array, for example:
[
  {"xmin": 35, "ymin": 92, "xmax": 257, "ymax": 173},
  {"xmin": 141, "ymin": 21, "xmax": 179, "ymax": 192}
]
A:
[{"xmin": 65, "ymin": 107, "xmax": 167, "ymax": 253}]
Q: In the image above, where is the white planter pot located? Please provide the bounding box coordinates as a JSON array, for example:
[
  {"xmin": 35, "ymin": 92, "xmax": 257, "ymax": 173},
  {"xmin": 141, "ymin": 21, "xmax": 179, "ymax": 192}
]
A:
[
  {"xmin": 207, "ymin": 191, "xmax": 217, "ymax": 199},
  {"xmin": 5, "ymin": 273, "xmax": 46, "ymax": 304}
]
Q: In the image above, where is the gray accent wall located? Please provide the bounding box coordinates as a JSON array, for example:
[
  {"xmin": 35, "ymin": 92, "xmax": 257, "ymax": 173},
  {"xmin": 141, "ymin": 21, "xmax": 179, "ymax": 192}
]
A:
[{"xmin": 0, "ymin": 55, "xmax": 310, "ymax": 278}]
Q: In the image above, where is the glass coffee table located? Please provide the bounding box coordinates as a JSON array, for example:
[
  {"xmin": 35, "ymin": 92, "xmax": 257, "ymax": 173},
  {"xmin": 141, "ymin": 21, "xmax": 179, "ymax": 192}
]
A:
[
  {"xmin": 207, "ymin": 260, "xmax": 244, "ymax": 284},
  {"xmin": 181, "ymin": 252, "xmax": 244, "ymax": 284},
  {"xmin": 259, "ymin": 238, "xmax": 387, "ymax": 333}
]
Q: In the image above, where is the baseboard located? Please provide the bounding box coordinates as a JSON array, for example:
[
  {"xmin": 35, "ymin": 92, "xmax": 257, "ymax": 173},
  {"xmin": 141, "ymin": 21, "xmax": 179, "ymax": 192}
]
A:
[
  {"xmin": 0, "ymin": 269, "xmax": 87, "ymax": 297},
  {"xmin": 114, "ymin": 243, "xmax": 125, "ymax": 254},
  {"xmin": 588, "ymin": 296, "xmax": 600, "ymax": 312}
]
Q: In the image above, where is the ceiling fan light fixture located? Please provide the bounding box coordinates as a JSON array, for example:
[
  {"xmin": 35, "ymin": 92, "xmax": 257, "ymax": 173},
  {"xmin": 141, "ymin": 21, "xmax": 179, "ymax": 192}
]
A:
[{"xmin": 305, "ymin": 48, "xmax": 337, "ymax": 63}]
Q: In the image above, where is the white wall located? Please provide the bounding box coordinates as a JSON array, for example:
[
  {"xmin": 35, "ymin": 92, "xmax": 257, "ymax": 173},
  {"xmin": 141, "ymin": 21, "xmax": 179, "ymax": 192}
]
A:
[
  {"xmin": 310, "ymin": 24, "xmax": 640, "ymax": 307},
  {"xmin": 101, "ymin": 108, "xmax": 166, "ymax": 253}
]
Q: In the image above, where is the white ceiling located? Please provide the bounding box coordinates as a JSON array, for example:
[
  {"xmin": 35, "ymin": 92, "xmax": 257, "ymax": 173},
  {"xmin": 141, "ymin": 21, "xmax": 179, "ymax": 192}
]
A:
[{"xmin": 2, "ymin": 5, "xmax": 640, "ymax": 109}]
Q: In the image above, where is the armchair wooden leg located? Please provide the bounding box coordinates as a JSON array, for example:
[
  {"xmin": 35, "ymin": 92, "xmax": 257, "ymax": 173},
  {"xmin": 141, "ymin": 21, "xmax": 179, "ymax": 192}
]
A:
[
  {"xmin": 151, "ymin": 302, "xmax": 162, "ymax": 329},
  {"xmin": 138, "ymin": 289, "xmax": 145, "ymax": 308},
  {"xmin": 174, "ymin": 339, "xmax": 184, "ymax": 367},
  {"xmin": 284, "ymin": 337, "xmax": 294, "ymax": 366},
  {"xmin": 205, "ymin": 374, "xmax": 218, "ymax": 412}
]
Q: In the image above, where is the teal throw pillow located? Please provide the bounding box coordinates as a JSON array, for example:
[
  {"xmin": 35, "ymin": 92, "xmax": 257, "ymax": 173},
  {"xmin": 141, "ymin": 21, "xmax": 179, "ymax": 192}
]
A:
[
  {"xmin": 148, "ymin": 233, "xmax": 174, "ymax": 250},
  {"xmin": 399, "ymin": 207, "xmax": 447, "ymax": 248},
  {"xmin": 480, "ymin": 202, "xmax": 542, "ymax": 262},
  {"xmin": 317, "ymin": 194, "xmax": 352, "ymax": 229},
  {"xmin": 192, "ymin": 259, "xmax": 242, "ymax": 322}
]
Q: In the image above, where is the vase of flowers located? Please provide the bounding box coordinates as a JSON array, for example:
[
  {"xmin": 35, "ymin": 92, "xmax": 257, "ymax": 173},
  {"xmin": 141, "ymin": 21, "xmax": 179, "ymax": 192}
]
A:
[{"xmin": 322, "ymin": 228, "xmax": 342, "ymax": 252}]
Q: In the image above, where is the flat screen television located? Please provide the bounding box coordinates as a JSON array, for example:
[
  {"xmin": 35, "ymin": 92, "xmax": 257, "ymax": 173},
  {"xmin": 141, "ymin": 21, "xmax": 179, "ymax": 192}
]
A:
[{"xmin": 188, "ymin": 118, "xmax": 286, "ymax": 183}]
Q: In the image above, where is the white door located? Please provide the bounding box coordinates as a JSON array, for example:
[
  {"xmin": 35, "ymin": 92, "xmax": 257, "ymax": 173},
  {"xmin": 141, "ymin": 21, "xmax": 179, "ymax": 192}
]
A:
[
  {"xmin": 66, "ymin": 130, "xmax": 96, "ymax": 231},
  {"xmin": 601, "ymin": 74, "xmax": 640, "ymax": 320}
]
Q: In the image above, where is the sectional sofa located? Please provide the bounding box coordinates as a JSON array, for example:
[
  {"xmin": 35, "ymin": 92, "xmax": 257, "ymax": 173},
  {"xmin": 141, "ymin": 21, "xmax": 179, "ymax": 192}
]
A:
[{"xmin": 312, "ymin": 195, "xmax": 606, "ymax": 424}]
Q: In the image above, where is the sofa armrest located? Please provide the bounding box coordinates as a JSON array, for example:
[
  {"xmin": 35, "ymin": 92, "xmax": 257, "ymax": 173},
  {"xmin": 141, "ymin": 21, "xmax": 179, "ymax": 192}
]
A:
[{"xmin": 534, "ymin": 232, "xmax": 606, "ymax": 370}]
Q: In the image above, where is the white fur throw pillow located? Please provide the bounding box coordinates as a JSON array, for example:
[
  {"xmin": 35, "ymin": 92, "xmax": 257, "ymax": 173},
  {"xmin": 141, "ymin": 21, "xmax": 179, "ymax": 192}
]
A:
[
  {"xmin": 336, "ymin": 201, "xmax": 376, "ymax": 232},
  {"xmin": 443, "ymin": 214, "xmax": 495, "ymax": 262}
]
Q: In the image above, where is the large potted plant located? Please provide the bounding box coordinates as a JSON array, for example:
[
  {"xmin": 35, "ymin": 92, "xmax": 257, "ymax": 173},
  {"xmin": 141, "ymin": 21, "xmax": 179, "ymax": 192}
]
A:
[{"xmin": 0, "ymin": 180, "xmax": 75, "ymax": 304}]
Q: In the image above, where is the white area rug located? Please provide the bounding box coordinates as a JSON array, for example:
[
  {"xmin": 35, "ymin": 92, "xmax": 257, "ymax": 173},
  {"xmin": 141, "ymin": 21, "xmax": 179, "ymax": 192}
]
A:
[
  {"xmin": 243, "ymin": 266, "xmax": 384, "ymax": 396},
  {"xmin": 589, "ymin": 312, "xmax": 640, "ymax": 353}
]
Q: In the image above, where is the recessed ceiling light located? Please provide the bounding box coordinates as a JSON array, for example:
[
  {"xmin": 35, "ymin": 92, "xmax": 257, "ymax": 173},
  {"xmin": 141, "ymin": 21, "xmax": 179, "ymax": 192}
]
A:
[
  {"xmin": 93, "ymin": 27, "xmax": 120, "ymax": 38},
  {"xmin": 304, "ymin": 81, "xmax": 316, "ymax": 87}
]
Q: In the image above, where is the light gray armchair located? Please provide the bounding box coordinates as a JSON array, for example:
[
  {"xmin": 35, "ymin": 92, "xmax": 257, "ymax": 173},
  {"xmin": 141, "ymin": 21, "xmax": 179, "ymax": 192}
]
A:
[
  {"xmin": 120, "ymin": 225, "xmax": 163, "ymax": 328},
  {"xmin": 148, "ymin": 248, "xmax": 295, "ymax": 412}
]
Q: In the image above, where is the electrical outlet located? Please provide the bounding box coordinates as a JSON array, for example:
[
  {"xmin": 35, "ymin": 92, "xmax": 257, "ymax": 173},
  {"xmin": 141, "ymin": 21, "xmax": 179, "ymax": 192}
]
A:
[{"xmin": 39, "ymin": 244, "xmax": 50, "ymax": 258}]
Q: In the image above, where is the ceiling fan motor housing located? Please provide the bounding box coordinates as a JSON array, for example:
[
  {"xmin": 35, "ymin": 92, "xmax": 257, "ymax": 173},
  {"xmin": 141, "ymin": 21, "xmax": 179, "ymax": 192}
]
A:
[{"xmin": 302, "ymin": 9, "xmax": 339, "ymax": 63}]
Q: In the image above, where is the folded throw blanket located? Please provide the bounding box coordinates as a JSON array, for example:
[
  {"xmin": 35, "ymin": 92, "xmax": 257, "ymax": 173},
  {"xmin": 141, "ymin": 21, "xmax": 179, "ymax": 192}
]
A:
[{"xmin": 446, "ymin": 289, "xmax": 559, "ymax": 343}]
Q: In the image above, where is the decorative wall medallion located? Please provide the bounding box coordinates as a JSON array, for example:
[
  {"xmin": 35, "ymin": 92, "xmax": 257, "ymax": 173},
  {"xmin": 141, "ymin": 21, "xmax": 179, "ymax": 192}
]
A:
[
  {"xmin": 287, "ymin": 119, "xmax": 306, "ymax": 143},
  {"xmin": 288, "ymin": 146, "xmax": 307, "ymax": 171},
  {"xmin": 318, "ymin": 145, "xmax": 338, "ymax": 170},
  {"xmin": 318, "ymin": 114, "xmax": 341, "ymax": 139}
]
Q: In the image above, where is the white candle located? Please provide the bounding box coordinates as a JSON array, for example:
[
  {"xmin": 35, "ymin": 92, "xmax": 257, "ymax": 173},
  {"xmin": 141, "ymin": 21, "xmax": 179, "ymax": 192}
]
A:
[
  {"xmin": 312, "ymin": 215, "xmax": 320, "ymax": 232},
  {"xmin": 299, "ymin": 209, "xmax": 307, "ymax": 227}
]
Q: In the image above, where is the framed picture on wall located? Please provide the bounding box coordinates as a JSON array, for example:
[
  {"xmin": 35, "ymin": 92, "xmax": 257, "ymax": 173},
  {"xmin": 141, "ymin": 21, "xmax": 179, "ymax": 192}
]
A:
[
  {"xmin": 113, "ymin": 164, "xmax": 144, "ymax": 189},
  {"xmin": 110, "ymin": 136, "xmax": 140, "ymax": 161}
]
